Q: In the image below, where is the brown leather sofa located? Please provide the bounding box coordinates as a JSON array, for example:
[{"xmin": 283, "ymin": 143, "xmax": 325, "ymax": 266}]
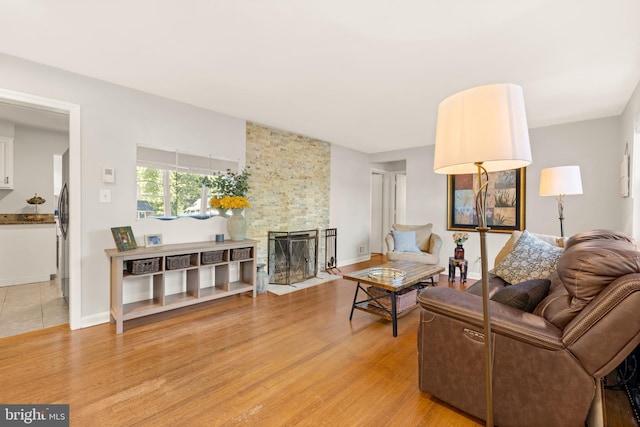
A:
[{"xmin": 417, "ymin": 230, "xmax": 640, "ymax": 427}]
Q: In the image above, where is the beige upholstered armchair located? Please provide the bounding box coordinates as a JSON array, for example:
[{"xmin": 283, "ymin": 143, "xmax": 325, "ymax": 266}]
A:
[
  {"xmin": 417, "ymin": 230, "xmax": 640, "ymax": 427},
  {"xmin": 385, "ymin": 223, "xmax": 441, "ymax": 265}
]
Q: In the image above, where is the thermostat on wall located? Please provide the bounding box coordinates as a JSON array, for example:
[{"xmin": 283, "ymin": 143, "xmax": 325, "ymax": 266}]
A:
[{"xmin": 102, "ymin": 167, "xmax": 115, "ymax": 183}]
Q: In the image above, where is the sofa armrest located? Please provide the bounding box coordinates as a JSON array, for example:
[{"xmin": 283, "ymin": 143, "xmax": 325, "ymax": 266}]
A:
[
  {"xmin": 428, "ymin": 233, "xmax": 442, "ymax": 256},
  {"xmin": 563, "ymin": 273, "xmax": 640, "ymax": 377},
  {"xmin": 384, "ymin": 232, "xmax": 394, "ymax": 253},
  {"xmin": 418, "ymin": 287, "xmax": 564, "ymax": 350}
]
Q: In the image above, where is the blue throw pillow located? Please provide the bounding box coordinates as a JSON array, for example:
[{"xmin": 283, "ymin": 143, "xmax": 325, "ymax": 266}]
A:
[{"xmin": 392, "ymin": 230, "xmax": 421, "ymax": 253}]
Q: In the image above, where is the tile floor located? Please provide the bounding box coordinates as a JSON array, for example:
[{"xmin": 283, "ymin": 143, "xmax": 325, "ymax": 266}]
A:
[{"xmin": 0, "ymin": 277, "xmax": 69, "ymax": 338}]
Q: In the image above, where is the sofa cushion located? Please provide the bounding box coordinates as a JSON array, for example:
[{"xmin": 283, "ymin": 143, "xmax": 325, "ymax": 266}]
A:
[
  {"xmin": 563, "ymin": 229, "xmax": 637, "ymax": 251},
  {"xmin": 391, "ymin": 230, "xmax": 421, "ymax": 253},
  {"xmin": 494, "ymin": 230, "xmax": 566, "ymax": 266},
  {"xmin": 392, "ymin": 223, "xmax": 433, "ymax": 252},
  {"xmin": 535, "ymin": 230, "xmax": 640, "ymax": 329},
  {"xmin": 490, "ymin": 278, "xmax": 551, "ymax": 312},
  {"xmin": 490, "ymin": 230, "xmax": 563, "ymax": 285},
  {"xmin": 558, "ymin": 233, "xmax": 640, "ymax": 301},
  {"xmin": 465, "ymin": 274, "xmax": 509, "ymax": 298}
]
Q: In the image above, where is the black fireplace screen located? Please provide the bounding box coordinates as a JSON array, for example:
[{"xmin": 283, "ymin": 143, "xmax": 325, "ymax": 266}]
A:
[{"xmin": 268, "ymin": 229, "xmax": 318, "ymax": 285}]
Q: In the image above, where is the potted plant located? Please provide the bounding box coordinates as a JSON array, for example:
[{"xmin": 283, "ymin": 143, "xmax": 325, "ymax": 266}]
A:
[
  {"xmin": 208, "ymin": 168, "xmax": 251, "ymax": 240},
  {"xmin": 452, "ymin": 231, "xmax": 469, "ymax": 259}
]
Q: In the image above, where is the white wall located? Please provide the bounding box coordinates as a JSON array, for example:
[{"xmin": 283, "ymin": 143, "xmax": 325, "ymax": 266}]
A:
[
  {"xmin": 366, "ymin": 116, "xmax": 626, "ymax": 278},
  {"xmin": 0, "ymin": 52, "xmax": 245, "ymax": 323},
  {"xmin": 621, "ymin": 80, "xmax": 640, "ymax": 239},
  {"xmin": 330, "ymin": 144, "xmax": 371, "ymax": 265},
  {"xmin": 0, "ymin": 125, "xmax": 69, "ymax": 213},
  {"xmin": 527, "ymin": 116, "xmax": 622, "ymax": 236}
]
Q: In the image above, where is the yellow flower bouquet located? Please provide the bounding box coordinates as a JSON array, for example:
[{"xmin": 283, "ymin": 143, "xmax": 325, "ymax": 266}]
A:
[
  {"xmin": 210, "ymin": 195, "xmax": 251, "ymax": 210},
  {"xmin": 207, "ymin": 167, "xmax": 251, "ymax": 212}
]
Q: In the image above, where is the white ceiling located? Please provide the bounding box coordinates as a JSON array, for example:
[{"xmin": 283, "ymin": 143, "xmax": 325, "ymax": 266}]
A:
[{"xmin": 0, "ymin": 0, "xmax": 638, "ymax": 153}]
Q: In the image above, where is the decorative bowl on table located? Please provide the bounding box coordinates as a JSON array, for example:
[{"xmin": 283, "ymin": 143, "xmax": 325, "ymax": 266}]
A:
[{"xmin": 368, "ymin": 267, "xmax": 407, "ymax": 285}]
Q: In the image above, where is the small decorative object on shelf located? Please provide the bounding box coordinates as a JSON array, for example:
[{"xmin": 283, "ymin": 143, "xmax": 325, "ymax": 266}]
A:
[
  {"xmin": 26, "ymin": 193, "xmax": 45, "ymax": 214},
  {"xmin": 452, "ymin": 231, "xmax": 469, "ymax": 259},
  {"xmin": 111, "ymin": 226, "xmax": 137, "ymax": 252},
  {"xmin": 367, "ymin": 267, "xmax": 407, "ymax": 285},
  {"xmin": 256, "ymin": 263, "xmax": 268, "ymax": 294}
]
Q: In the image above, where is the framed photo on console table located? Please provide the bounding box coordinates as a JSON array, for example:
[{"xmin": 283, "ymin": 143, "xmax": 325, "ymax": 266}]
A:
[
  {"xmin": 447, "ymin": 167, "xmax": 526, "ymax": 233},
  {"xmin": 111, "ymin": 226, "xmax": 138, "ymax": 251}
]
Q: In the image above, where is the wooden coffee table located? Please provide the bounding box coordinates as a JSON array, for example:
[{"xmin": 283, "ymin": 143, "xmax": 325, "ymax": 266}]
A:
[{"xmin": 343, "ymin": 261, "xmax": 445, "ymax": 336}]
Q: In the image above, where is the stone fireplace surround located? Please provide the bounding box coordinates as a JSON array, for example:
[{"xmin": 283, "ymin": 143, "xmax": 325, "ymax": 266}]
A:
[{"xmin": 245, "ymin": 122, "xmax": 330, "ymax": 270}]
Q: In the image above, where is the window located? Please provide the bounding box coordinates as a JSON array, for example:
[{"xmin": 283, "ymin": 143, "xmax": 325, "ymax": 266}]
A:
[{"xmin": 136, "ymin": 146, "xmax": 238, "ymax": 219}]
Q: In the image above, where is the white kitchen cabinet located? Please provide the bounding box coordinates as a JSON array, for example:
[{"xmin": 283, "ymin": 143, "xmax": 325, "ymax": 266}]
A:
[{"xmin": 0, "ymin": 136, "xmax": 14, "ymax": 189}]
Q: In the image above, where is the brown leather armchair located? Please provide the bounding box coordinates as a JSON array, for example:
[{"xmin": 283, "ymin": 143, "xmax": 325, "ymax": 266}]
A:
[{"xmin": 417, "ymin": 230, "xmax": 640, "ymax": 427}]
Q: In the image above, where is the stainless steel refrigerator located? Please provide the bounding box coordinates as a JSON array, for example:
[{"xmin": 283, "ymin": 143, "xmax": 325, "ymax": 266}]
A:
[{"xmin": 58, "ymin": 149, "xmax": 70, "ymax": 302}]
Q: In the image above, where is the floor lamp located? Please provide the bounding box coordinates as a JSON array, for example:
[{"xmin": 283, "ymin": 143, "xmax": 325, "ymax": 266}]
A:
[
  {"xmin": 433, "ymin": 83, "xmax": 532, "ymax": 427},
  {"xmin": 539, "ymin": 166, "xmax": 583, "ymax": 237}
]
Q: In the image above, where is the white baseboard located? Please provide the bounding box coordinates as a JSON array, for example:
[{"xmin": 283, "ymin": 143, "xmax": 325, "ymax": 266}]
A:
[
  {"xmin": 338, "ymin": 255, "xmax": 370, "ymax": 267},
  {"xmin": 81, "ymin": 312, "xmax": 110, "ymax": 328}
]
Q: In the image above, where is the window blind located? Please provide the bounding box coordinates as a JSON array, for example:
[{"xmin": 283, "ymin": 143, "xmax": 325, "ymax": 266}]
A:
[{"xmin": 136, "ymin": 146, "xmax": 238, "ymax": 176}]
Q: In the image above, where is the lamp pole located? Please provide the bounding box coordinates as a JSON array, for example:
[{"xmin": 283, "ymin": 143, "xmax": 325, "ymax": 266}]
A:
[
  {"xmin": 475, "ymin": 162, "xmax": 493, "ymax": 427},
  {"xmin": 556, "ymin": 194, "xmax": 566, "ymax": 237}
]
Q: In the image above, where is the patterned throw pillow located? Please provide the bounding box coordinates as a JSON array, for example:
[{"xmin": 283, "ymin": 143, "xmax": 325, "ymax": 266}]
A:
[
  {"xmin": 490, "ymin": 230, "xmax": 563, "ymax": 284},
  {"xmin": 391, "ymin": 230, "xmax": 422, "ymax": 253}
]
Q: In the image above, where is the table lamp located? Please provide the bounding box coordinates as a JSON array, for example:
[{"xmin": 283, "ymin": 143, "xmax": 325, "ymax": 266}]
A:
[
  {"xmin": 433, "ymin": 83, "xmax": 532, "ymax": 426},
  {"xmin": 539, "ymin": 165, "xmax": 583, "ymax": 237}
]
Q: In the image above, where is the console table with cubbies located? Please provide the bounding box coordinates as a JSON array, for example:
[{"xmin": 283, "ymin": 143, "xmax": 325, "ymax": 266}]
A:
[{"xmin": 106, "ymin": 239, "xmax": 258, "ymax": 334}]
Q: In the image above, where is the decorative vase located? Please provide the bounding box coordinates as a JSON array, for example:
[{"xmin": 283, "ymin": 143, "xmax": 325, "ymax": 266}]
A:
[
  {"xmin": 227, "ymin": 208, "xmax": 247, "ymax": 241},
  {"xmin": 454, "ymin": 244, "xmax": 465, "ymax": 260},
  {"xmin": 256, "ymin": 263, "xmax": 268, "ymax": 294}
]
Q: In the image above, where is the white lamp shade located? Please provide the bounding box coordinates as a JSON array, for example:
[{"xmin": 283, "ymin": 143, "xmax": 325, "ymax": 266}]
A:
[
  {"xmin": 433, "ymin": 83, "xmax": 532, "ymax": 175},
  {"xmin": 539, "ymin": 166, "xmax": 583, "ymax": 196}
]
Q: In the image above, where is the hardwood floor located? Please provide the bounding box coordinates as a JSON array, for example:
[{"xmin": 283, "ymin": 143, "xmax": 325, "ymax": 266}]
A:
[{"xmin": 0, "ymin": 255, "xmax": 634, "ymax": 426}]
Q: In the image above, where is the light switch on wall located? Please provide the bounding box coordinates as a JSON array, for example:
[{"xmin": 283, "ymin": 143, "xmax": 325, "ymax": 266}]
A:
[
  {"xmin": 99, "ymin": 189, "xmax": 111, "ymax": 203},
  {"xmin": 102, "ymin": 167, "xmax": 115, "ymax": 183}
]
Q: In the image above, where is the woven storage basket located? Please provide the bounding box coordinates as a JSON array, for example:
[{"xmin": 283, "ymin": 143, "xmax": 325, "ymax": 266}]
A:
[
  {"xmin": 367, "ymin": 286, "xmax": 418, "ymax": 313},
  {"xmin": 201, "ymin": 250, "xmax": 224, "ymax": 265},
  {"xmin": 231, "ymin": 247, "xmax": 252, "ymax": 261},
  {"xmin": 166, "ymin": 254, "xmax": 191, "ymax": 270},
  {"xmin": 126, "ymin": 257, "xmax": 161, "ymax": 275}
]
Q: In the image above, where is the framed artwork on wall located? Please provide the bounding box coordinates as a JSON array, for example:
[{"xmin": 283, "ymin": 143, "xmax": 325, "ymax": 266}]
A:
[{"xmin": 447, "ymin": 168, "xmax": 526, "ymax": 233}]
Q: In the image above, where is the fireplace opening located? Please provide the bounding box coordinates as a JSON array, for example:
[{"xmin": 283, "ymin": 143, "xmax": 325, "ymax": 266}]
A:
[{"xmin": 268, "ymin": 229, "xmax": 318, "ymax": 286}]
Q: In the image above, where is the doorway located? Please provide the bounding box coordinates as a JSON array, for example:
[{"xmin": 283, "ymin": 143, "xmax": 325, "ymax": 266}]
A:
[
  {"xmin": 370, "ymin": 163, "xmax": 407, "ymax": 255},
  {"xmin": 0, "ymin": 88, "xmax": 82, "ymax": 331}
]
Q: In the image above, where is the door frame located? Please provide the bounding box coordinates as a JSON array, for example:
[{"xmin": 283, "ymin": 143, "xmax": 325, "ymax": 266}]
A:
[
  {"xmin": 0, "ymin": 88, "xmax": 82, "ymax": 330},
  {"xmin": 370, "ymin": 171, "xmax": 384, "ymax": 253},
  {"xmin": 370, "ymin": 169, "xmax": 407, "ymax": 254}
]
